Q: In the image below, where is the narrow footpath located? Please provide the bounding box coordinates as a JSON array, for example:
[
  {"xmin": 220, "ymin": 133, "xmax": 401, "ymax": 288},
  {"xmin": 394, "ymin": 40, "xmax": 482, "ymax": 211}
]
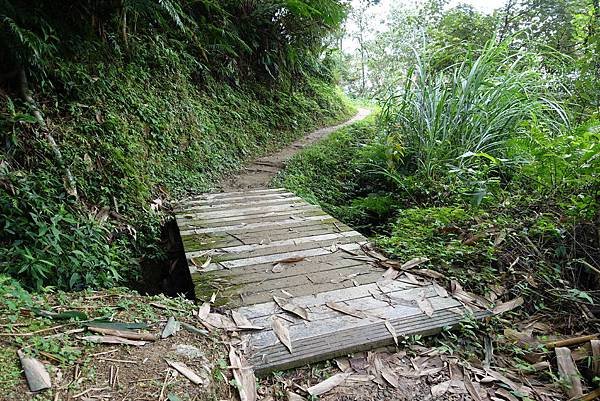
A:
[{"xmin": 219, "ymin": 108, "xmax": 371, "ymax": 191}]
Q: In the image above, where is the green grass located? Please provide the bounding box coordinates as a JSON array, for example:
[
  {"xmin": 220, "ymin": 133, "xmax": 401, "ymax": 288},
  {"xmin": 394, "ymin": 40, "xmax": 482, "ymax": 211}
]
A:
[
  {"xmin": 0, "ymin": 274, "xmax": 217, "ymax": 399},
  {"xmin": 0, "ymin": 347, "xmax": 21, "ymax": 394},
  {"xmin": 379, "ymin": 40, "xmax": 568, "ymax": 181},
  {"xmin": 273, "ymin": 113, "xmax": 399, "ymax": 231}
]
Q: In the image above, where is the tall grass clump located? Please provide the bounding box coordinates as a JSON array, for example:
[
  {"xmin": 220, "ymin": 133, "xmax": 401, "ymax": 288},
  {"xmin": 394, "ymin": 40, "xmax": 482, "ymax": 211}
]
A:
[{"xmin": 379, "ymin": 40, "xmax": 569, "ymax": 181}]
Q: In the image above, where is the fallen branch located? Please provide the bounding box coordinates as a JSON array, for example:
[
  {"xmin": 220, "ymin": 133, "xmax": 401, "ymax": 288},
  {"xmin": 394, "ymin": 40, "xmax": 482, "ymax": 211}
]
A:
[
  {"xmin": 545, "ymin": 334, "xmax": 598, "ymax": 350},
  {"xmin": 87, "ymin": 326, "xmax": 157, "ymax": 341},
  {"xmin": 570, "ymin": 388, "xmax": 600, "ymax": 401}
]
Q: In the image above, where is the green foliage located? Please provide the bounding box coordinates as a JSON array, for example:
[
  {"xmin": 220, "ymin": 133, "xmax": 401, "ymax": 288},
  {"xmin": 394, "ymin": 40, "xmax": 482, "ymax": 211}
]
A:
[
  {"xmin": 1, "ymin": 65, "xmax": 351, "ymax": 290},
  {"xmin": 0, "ymin": 0, "xmax": 348, "ymax": 84},
  {"xmin": 0, "ymin": 166, "xmax": 130, "ymax": 290},
  {"xmin": 509, "ymin": 119, "xmax": 600, "ymax": 218},
  {"xmin": 427, "ymin": 4, "xmax": 497, "ymax": 69},
  {"xmin": 274, "ymin": 115, "xmax": 397, "ymax": 228},
  {"xmin": 0, "ymin": 0, "xmax": 353, "ymax": 291},
  {"xmin": 380, "ymin": 40, "xmax": 569, "ymax": 182},
  {"xmin": 375, "ymin": 207, "xmax": 498, "ymax": 290}
]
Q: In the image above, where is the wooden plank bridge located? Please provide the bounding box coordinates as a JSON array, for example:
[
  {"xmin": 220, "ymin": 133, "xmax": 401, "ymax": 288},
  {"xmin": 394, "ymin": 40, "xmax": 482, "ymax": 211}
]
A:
[{"xmin": 175, "ymin": 188, "xmax": 489, "ymax": 375}]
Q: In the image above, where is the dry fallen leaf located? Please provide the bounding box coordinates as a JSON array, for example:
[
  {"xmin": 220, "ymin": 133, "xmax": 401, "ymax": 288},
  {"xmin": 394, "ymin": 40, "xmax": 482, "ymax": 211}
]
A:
[
  {"xmin": 274, "ymin": 256, "xmax": 306, "ymax": 264},
  {"xmin": 271, "ymin": 263, "xmax": 285, "ymax": 273},
  {"xmin": 166, "ymin": 360, "xmax": 207, "ymax": 386},
  {"xmin": 492, "ymin": 297, "xmax": 524, "ymax": 315},
  {"xmin": 413, "ymin": 269, "xmax": 446, "ymax": 279},
  {"xmin": 231, "ymin": 310, "xmax": 264, "ymax": 330},
  {"xmin": 307, "ymin": 372, "xmax": 353, "ymax": 396},
  {"xmin": 400, "ymin": 257, "xmax": 429, "ymax": 270},
  {"xmin": 381, "ymin": 267, "xmax": 400, "ymax": 281},
  {"xmin": 87, "ymin": 326, "xmax": 157, "ymax": 341},
  {"xmin": 464, "ymin": 375, "xmax": 483, "ymax": 401},
  {"xmin": 272, "ymin": 316, "xmax": 293, "ymax": 353},
  {"xmin": 286, "ymin": 391, "xmax": 307, "ymax": 401},
  {"xmin": 432, "ymin": 281, "xmax": 448, "ymax": 298},
  {"xmin": 484, "ymin": 368, "xmax": 532, "ymax": 396},
  {"xmin": 273, "ymin": 296, "xmax": 310, "ymax": 321},
  {"xmin": 229, "ymin": 346, "xmax": 257, "ymax": 401},
  {"xmin": 197, "ymin": 302, "xmax": 210, "ymax": 320},
  {"xmin": 416, "ymin": 290, "xmax": 435, "ymax": 317},
  {"xmin": 161, "ymin": 316, "xmax": 179, "ymax": 339},
  {"xmin": 402, "ymin": 272, "xmax": 421, "ymax": 284},
  {"xmin": 555, "ymin": 347, "xmax": 584, "ymax": 398},
  {"xmin": 18, "ymin": 350, "xmax": 51, "ymax": 392},
  {"xmin": 381, "ymin": 366, "xmax": 399, "ymax": 388},
  {"xmin": 335, "ymin": 357, "xmax": 352, "ymax": 372},
  {"xmin": 431, "ymin": 380, "xmax": 451, "ymax": 397},
  {"xmin": 81, "ymin": 335, "xmax": 146, "ymax": 346},
  {"xmin": 450, "ymin": 280, "xmax": 489, "ymax": 309},
  {"xmin": 190, "ymin": 256, "xmax": 211, "ymax": 268},
  {"xmin": 325, "ymin": 301, "xmax": 367, "ymax": 319},
  {"xmin": 494, "ymin": 388, "xmax": 519, "ymax": 401},
  {"xmin": 385, "ymin": 320, "xmax": 398, "ymax": 346}
]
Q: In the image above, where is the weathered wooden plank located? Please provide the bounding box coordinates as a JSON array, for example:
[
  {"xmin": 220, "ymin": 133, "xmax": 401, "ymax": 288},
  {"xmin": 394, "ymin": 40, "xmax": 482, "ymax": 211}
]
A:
[
  {"xmin": 178, "ymin": 215, "xmax": 338, "ymax": 236},
  {"xmin": 187, "ymin": 231, "xmax": 362, "ymax": 259},
  {"xmin": 235, "ymin": 271, "xmax": 385, "ymax": 306},
  {"xmin": 207, "ymin": 258, "xmax": 373, "ymax": 285},
  {"xmin": 198, "ymin": 263, "xmax": 377, "ymax": 300},
  {"xmin": 177, "ymin": 206, "xmax": 326, "ymax": 229},
  {"xmin": 179, "ymin": 201, "xmax": 310, "ymax": 220},
  {"xmin": 179, "ymin": 196, "xmax": 305, "ymax": 213},
  {"xmin": 176, "ymin": 191, "xmax": 296, "ymax": 208},
  {"xmin": 181, "ymin": 188, "xmax": 288, "ymax": 203},
  {"xmin": 175, "ymin": 191, "xmax": 297, "ymax": 205},
  {"xmin": 182, "ymin": 222, "xmax": 354, "ymax": 251},
  {"xmin": 246, "ymin": 285, "xmax": 443, "ymax": 330},
  {"xmin": 248, "ymin": 309, "xmax": 490, "ymax": 375},
  {"xmin": 182, "ymin": 225, "xmax": 356, "ymax": 252},
  {"xmin": 247, "ymin": 292, "xmax": 462, "ymax": 349},
  {"xmin": 193, "ymin": 269, "xmax": 384, "ymax": 306},
  {"xmin": 190, "ymin": 242, "xmax": 364, "ymax": 272},
  {"xmin": 238, "ymin": 265, "xmax": 378, "ymax": 296},
  {"xmin": 236, "ymin": 280, "xmax": 415, "ymax": 318}
]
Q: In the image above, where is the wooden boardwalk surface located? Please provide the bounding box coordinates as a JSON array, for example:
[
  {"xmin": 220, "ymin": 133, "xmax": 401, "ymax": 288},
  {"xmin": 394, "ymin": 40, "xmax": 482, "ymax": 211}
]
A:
[{"xmin": 175, "ymin": 188, "xmax": 489, "ymax": 375}]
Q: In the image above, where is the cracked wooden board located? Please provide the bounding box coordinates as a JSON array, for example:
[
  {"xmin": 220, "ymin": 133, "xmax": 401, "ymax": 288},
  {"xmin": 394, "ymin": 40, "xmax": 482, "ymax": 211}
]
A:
[{"xmin": 175, "ymin": 189, "xmax": 490, "ymax": 375}]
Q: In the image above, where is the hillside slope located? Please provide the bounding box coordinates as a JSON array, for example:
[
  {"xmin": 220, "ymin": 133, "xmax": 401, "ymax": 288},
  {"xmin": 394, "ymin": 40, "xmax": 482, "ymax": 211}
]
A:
[{"xmin": 0, "ymin": 0, "xmax": 353, "ymax": 291}]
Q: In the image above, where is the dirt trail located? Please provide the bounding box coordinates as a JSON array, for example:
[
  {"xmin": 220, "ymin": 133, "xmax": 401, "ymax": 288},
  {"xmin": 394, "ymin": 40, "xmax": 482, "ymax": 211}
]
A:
[{"xmin": 219, "ymin": 107, "xmax": 371, "ymax": 191}]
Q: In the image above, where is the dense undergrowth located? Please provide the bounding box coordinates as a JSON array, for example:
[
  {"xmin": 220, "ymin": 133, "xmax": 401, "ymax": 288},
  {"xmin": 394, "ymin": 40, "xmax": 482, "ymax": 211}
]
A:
[
  {"xmin": 0, "ymin": 60, "xmax": 351, "ymax": 290},
  {"xmin": 0, "ymin": 0, "xmax": 353, "ymax": 291},
  {"xmin": 280, "ymin": 115, "xmax": 599, "ymax": 326},
  {"xmin": 277, "ymin": 42, "xmax": 600, "ymax": 331}
]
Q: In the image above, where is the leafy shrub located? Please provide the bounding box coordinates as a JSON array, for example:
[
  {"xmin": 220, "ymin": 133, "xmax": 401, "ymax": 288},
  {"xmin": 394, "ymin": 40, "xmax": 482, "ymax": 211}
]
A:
[
  {"xmin": 379, "ymin": 40, "xmax": 569, "ymax": 181},
  {"xmin": 509, "ymin": 118, "xmax": 600, "ymax": 219},
  {"xmin": 375, "ymin": 207, "xmax": 496, "ymax": 286},
  {"xmin": 0, "ymin": 166, "xmax": 132, "ymax": 290}
]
